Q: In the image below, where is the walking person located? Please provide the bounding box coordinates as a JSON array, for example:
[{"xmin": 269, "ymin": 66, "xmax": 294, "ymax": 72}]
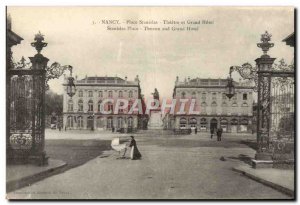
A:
[
  {"xmin": 217, "ymin": 127, "xmax": 223, "ymax": 141},
  {"xmin": 195, "ymin": 127, "xmax": 198, "ymax": 134},
  {"xmin": 210, "ymin": 127, "xmax": 214, "ymax": 139},
  {"xmin": 129, "ymin": 136, "xmax": 142, "ymax": 160}
]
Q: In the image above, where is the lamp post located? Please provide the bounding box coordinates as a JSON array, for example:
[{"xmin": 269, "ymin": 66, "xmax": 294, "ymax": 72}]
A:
[
  {"xmin": 225, "ymin": 67, "xmax": 236, "ymax": 99},
  {"xmin": 66, "ymin": 66, "xmax": 76, "ymax": 97}
]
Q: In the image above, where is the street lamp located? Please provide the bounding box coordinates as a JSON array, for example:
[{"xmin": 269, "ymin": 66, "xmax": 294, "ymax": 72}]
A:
[
  {"xmin": 66, "ymin": 66, "xmax": 76, "ymax": 97},
  {"xmin": 225, "ymin": 67, "xmax": 235, "ymax": 99}
]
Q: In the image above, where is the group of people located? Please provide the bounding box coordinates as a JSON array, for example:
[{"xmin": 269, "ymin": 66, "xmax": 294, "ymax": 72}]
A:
[{"xmin": 210, "ymin": 127, "xmax": 223, "ymax": 141}]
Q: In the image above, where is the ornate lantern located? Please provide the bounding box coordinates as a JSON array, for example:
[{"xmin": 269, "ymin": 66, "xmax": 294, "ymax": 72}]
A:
[
  {"xmin": 225, "ymin": 67, "xmax": 235, "ymax": 99},
  {"xmin": 66, "ymin": 66, "xmax": 76, "ymax": 97}
]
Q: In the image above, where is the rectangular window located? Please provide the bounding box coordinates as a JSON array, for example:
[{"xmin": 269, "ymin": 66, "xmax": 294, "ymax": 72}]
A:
[
  {"xmin": 98, "ymin": 91, "xmax": 103, "ymax": 97},
  {"xmin": 243, "ymin": 93, "xmax": 248, "ymax": 100},
  {"xmin": 108, "ymin": 91, "xmax": 113, "ymax": 98},
  {"xmin": 78, "ymin": 90, "xmax": 83, "ymax": 97},
  {"xmin": 88, "ymin": 91, "xmax": 93, "ymax": 97}
]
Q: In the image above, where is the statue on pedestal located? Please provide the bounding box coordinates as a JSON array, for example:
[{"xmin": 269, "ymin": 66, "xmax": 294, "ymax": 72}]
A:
[{"xmin": 151, "ymin": 88, "xmax": 160, "ymax": 101}]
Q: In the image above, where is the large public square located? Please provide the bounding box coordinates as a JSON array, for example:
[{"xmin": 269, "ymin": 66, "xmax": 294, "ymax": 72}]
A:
[{"xmin": 7, "ymin": 129, "xmax": 291, "ymax": 199}]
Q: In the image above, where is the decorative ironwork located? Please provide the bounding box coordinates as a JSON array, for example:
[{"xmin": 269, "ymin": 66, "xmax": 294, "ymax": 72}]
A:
[
  {"xmin": 12, "ymin": 57, "xmax": 73, "ymax": 90},
  {"xmin": 229, "ymin": 31, "xmax": 295, "ymax": 161}
]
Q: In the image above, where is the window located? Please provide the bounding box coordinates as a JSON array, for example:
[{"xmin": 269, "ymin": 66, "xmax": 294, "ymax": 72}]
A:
[
  {"xmin": 212, "ymin": 93, "xmax": 217, "ymax": 100},
  {"xmin": 181, "ymin": 92, "xmax": 186, "ymax": 99},
  {"xmin": 243, "ymin": 93, "xmax": 248, "ymax": 100},
  {"xmin": 128, "ymin": 117, "xmax": 133, "ymax": 128},
  {"xmin": 78, "ymin": 99, "xmax": 83, "ymax": 112},
  {"xmin": 98, "ymin": 91, "xmax": 103, "ymax": 98},
  {"xmin": 128, "ymin": 101, "xmax": 133, "ymax": 112},
  {"xmin": 108, "ymin": 91, "xmax": 113, "ymax": 98},
  {"xmin": 119, "ymin": 102, "xmax": 124, "ymax": 113},
  {"xmin": 201, "ymin": 93, "xmax": 206, "ymax": 100},
  {"xmin": 67, "ymin": 116, "xmax": 73, "ymax": 128},
  {"xmin": 192, "ymin": 92, "xmax": 196, "ymax": 99},
  {"xmin": 68, "ymin": 100, "xmax": 73, "ymax": 111},
  {"xmin": 117, "ymin": 117, "xmax": 123, "ymax": 128},
  {"xmin": 88, "ymin": 100, "xmax": 93, "ymax": 112},
  {"xmin": 77, "ymin": 116, "xmax": 83, "ymax": 128},
  {"xmin": 88, "ymin": 91, "xmax": 93, "ymax": 97},
  {"xmin": 108, "ymin": 102, "xmax": 113, "ymax": 112},
  {"xmin": 201, "ymin": 102, "xmax": 207, "ymax": 113},
  {"xmin": 119, "ymin": 91, "xmax": 123, "ymax": 97},
  {"xmin": 211, "ymin": 101, "xmax": 217, "ymax": 114},
  {"xmin": 129, "ymin": 91, "xmax": 133, "ymax": 98},
  {"xmin": 107, "ymin": 117, "xmax": 113, "ymax": 129},
  {"xmin": 233, "ymin": 94, "xmax": 237, "ymax": 100},
  {"xmin": 222, "ymin": 93, "xmax": 227, "ymax": 100},
  {"xmin": 98, "ymin": 100, "xmax": 102, "ymax": 112},
  {"xmin": 78, "ymin": 90, "xmax": 83, "ymax": 97}
]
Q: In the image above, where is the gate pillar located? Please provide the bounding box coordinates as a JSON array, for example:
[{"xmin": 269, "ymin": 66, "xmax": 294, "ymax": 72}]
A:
[{"xmin": 254, "ymin": 31, "xmax": 276, "ymax": 161}]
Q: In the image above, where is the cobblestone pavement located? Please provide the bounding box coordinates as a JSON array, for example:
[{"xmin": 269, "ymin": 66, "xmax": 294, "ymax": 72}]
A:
[{"xmin": 7, "ymin": 130, "xmax": 291, "ymax": 199}]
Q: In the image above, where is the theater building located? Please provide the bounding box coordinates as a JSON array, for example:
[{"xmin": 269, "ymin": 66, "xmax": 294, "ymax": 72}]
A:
[
  {"xmin": 62, "ymin": 75, "xmax": 145, "ymax": 131},
  {"xmin": 170, "ymin": 77, "xmax": 254, "ymax": 133}
]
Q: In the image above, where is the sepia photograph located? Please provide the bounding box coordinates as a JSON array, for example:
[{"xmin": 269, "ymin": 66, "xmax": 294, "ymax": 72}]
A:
[{"xmin": 5, "ymin": 6, "xmax": 295, "ymax": 200}]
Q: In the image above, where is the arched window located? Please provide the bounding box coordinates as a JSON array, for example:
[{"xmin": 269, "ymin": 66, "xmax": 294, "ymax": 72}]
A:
[
  {"xmin": 129, "ymin": 91, "xmax": 133, "ymax": 98},
  {"xmin": 68, "ymin": 99, "xmax": 73, "ymax": 111},
  {"xmin": 211, "ymin": 101, "xmax": 217, "ymax": 107},
  {"xmin": 179, "ymin": 117, "xmax": 187, "ymax": 128},
  {"xmin": 108, "ymin": 91, "xmax": 113, "ymax": 98},
  {"xmin": 98, "ymin": 100, "xmax": 102, "ymax": 112},
  {"xmin": 200, "ymin": 118, "xmax": 207, "ymax": 131},
  {"xmin": 78, "ymin": 90, "xmax": 83, "ymax": 97},
  {"xmin": 77, "ymin": 116, "xmax": 83, "ymax": 128},
  {"xmin": 88, "ymin": 100, "xmax": 93, "ymax": 112},
  {"xmin": 78, "ymin": 99, "xmax": 83, "ymax": 112},
  {"xmin": 189, "ymin": 118, "xmax": 197, "ymax": 126},
  {"xmin": 119, "ymin": 91, "xmax": 123, "ymax": 97},
  {"xmin": 67, "ymin": 116, "xmax": 73, "ymax": 128}
]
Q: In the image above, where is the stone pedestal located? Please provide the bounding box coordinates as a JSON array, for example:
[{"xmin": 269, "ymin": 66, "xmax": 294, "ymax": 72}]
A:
[{"xmin": 148, "ymin": 109, "xmax": 163, "ymax": 130}]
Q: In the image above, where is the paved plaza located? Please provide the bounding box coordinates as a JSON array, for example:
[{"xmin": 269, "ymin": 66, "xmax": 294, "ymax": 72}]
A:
[{"xmin": 7, "ymin": 130, "xmax": 291, "ymax": 199}]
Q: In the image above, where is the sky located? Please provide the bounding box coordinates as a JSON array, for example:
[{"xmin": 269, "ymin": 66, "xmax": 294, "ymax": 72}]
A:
[{"xmin": 8, "ymin": 7, "xmax": 294, "ymax": 98}]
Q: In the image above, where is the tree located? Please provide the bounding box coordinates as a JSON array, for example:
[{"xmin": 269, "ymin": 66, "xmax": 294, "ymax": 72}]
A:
[{"xmin": 45, "ymin": 90, "xmax": 63, "ymax": 116}]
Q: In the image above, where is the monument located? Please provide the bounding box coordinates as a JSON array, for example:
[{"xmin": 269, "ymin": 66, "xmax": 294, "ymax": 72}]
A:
[{"xmin": 148, "ymin": 88, "xmax": 164, "ymax": 130}]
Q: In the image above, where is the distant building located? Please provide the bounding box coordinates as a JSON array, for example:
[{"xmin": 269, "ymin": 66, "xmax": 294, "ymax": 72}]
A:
[
  {"xmin": 169, "ymin": 77, "xmax": 254, "ymax": 133},
  {"xmin": 62, "ymin": 75, "xmax": 146, "ymax": 132}
]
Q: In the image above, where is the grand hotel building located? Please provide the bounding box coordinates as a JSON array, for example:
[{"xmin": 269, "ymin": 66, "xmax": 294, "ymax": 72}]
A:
[
  {"xmin": 167, "ymin": 77, "xmax": 254, "ymax": 133},
  {"xmin": 62, "ymin": 75, "xmax": 146, "ymax": 131}
]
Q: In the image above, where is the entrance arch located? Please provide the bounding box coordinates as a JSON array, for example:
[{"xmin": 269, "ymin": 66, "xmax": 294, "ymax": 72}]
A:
[{"xmin": 210, "ymin": 118, "xmax": 218, "ymax": 131}]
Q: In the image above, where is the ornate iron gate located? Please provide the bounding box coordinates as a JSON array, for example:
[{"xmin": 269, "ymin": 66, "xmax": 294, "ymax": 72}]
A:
[{"xmin": 230, "ymin": 31, "xmax": 295, "ymax": 165}]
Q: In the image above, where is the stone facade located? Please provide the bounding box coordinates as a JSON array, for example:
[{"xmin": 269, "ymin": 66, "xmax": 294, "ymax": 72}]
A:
[
  {"xmin": 169, "ymin": 77, "xmax": 254, "ymax": 133},
  {"xmin": 63, "ymin": 75, "xmax": 144, "ymax": 131}
]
